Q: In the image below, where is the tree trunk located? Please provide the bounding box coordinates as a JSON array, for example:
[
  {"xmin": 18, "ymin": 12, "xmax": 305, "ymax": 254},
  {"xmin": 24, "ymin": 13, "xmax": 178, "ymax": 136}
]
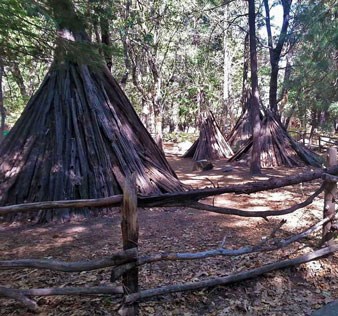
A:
[
  {"xmin": 269, "ymin": 56, "xmax": 279, "ymax": 114},
  {"xmin": 241, "ymin": 33, "xmax": 250, "ymax": 109},
  {"xmin": 322, "ymin": 148, "xmax": 337, "ymax": 246},
  {"xmin": 223, "ymin": 1, "xmax": 230, "ymax": 130},
  {"xmin": 263, "ymin": 0, "xmax": 292, "ymax": 114},
  {"xmin": 119, "ymin": 0, "xmax": 132, "ymax": 87},
  {"xmin": 100, "ymin": 3, "xmax": 112, "ymax": 71},
  {"xmin": 0, "ymin": 57, "xmax": 4, "ymax": 143},
  {"xmin": 248, "ymin": 0, "xmax": 261, "ymax": 175},
  {"xmin": 10, "ymin": 63, "xmax": 28, "ymax": 99}
]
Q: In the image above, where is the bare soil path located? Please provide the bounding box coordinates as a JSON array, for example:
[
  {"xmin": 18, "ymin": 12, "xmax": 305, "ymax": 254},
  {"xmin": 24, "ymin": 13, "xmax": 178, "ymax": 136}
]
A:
[{"xmin": 0, "ymin": 144, "xmax": 337, "ymax": 316}]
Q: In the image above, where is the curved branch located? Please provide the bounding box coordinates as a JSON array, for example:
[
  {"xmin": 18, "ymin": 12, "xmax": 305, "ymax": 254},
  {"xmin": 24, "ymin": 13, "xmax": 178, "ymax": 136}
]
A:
[
  {"xmin": 0, "ymin": 286, "xmax": 123, "ymax": 303},
  {"xmin": 189, "ymin": 183, "xmax": 325, "ymax": 218},
  {"xmin": 0, "ymin": 195, "xmax": 123, "ymax": 216},
  {"xmin": 113, "ymin": 217, "xmax": 330, "ymax": 276},
  {"xmin": 0, "ymin": 287, "xmax": 38, "ymax": 312},
  {"xmin": 125, "ymin": 244, "xmax": 338, "ymax": 304},
  {"xmin": 1, "ymin": 165, "xmax": 336, "ymax": 216},
  {"xmin": 0, "ymin": 249, "xmax": 137, "ymax": 271}
]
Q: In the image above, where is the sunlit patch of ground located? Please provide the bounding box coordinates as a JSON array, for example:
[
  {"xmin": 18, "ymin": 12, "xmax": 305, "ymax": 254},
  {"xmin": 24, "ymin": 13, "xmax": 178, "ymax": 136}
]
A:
[{"xmin": 0, "ymin": 143, "xmax": 337, "ymax": 315}]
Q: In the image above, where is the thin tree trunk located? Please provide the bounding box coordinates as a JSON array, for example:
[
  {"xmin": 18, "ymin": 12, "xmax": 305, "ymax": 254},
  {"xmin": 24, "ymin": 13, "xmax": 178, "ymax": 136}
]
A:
[
  {"xmin": 263, "ymin": 0, "xmax": 292, "ymax": 114},
  {"xmin": 223, "ymin": 1, "xmax": 230, "ymax": 129},
  {"xmin": 10, "ymin": 63, "xmax": 28, "ymax": 99},
  {"xmin": 100, "ymin": 4, "xmax": 112, "ymax": 71},
  {"xmin": 0, "ymin": 57, "xmax": 5, "ymax": 143},
  {"xmin": 241, "ymin": 33, "xmax": 250, "ymax": 109},
  {"xmin": 248, "ymin": 0, "xmax": 261, "ymax": 175}
]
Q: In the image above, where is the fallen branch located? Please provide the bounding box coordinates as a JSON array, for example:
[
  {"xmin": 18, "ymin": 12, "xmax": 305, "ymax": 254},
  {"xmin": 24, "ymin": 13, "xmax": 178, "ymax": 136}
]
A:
[
  {"xmin": 134, "ymin": 217, "xmax": 330, "ymax": 265},
  {"xmin": 125, "ymin": 243, "xmax": 338, "ymax": 304},
  {"xmin": 138, "ymin": 166, "xmax": 333, "ymax": 208},
  {"xmin": 1, "ymin": 286, "xmax": 124, "ymax": 298},
  {"xmin": 0, "ymin": 286, "xmax": 124, "ymax": 312},
  {"xmin": 0, "ymin": 287, "xmax": 38, "ymax": 312},
  {"xmin": 0, "ymin": 248, "xmax": 137, "ymax": 271},
  {"xmin": 0, "ymin": 195, "xmax": 123, "ymax": 216},
  {"xmin": 189, "ymin": 183, "xmax": 325, "ymax": 218},
  {"xmin": 0, "ymin": 218, "xmax": 329, "ymax": 275},
  {"xmin": 322, "ymin": 173, "xmax": 338, "ymax": 183}
]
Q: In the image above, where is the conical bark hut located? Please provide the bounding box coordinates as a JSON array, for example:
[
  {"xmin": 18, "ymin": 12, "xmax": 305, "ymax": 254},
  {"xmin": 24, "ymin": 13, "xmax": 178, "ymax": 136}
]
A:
[
  {"xmin": 228, "ymin": 111, "xmax": 322, "ymax": 168},
  {"xmin": 183, "ymin": 113, "xmax": 233, "ymax": 161},
  {"xmin": 0, "ymin": 2, "xmax": 185, "ymax": 222},
  {"xmin": 226, "ymin": 109, "xmax": 252, "ymax": 151}
]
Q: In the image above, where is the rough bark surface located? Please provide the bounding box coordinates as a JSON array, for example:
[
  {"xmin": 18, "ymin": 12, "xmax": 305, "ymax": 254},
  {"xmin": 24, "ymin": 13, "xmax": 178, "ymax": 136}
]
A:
[
  {"xmin": 229, "ymin": 111, "xmax": 322, "ymax": 168},
  {"xmin": 226, "ymin": 103, "xmax": 255, "ymax": 151},
  {"xmin": 0, "ymin": 0, "xmax": 184, "ymax": 222},
  {"xmin": 183, "ymin": 113, "xmax": 233, "ymax": 161},
  {"xmin": 0, "ymin": 62, "xmax": 185, "ymax": 222}
]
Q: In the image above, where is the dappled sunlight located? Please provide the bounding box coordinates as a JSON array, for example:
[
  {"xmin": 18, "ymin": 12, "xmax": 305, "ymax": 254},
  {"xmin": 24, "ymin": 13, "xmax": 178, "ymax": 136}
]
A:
[{"xmin": 0, "ymin": 143, "xmax": 336, "ymax": 316}]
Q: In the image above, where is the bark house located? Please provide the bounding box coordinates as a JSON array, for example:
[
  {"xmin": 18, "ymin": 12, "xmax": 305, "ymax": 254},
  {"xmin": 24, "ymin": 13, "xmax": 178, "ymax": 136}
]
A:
[
  {"xmin": 0, "ymin": 0, "xmax": 184, "ymax": 222},
  {"xmin": 228, "ymin": 110, "xmax": 322, "ymax": 168},
  {"xmin": 183, "ymin": 112, "xmax": 233, "ymax": 161}
]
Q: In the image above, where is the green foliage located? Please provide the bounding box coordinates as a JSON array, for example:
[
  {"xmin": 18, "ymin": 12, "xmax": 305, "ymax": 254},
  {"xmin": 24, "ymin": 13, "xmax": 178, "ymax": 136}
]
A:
[
  {"xmin": 3, "ymin": 0, "xmax": 335, "ymax": 137},
  {"xmin": 162, "ymin": 131, "xmax": 197, "ymax": 143},
  {"xmin": 288, "ymin": 0, "xmax": 338, "ymax": 128}
]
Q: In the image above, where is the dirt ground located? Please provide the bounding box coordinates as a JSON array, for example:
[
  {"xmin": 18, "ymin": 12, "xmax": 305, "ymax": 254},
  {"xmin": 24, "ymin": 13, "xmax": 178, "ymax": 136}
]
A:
[{"xmin": 0, "ymin": 143, "xmax": 337, "ymax": 316}]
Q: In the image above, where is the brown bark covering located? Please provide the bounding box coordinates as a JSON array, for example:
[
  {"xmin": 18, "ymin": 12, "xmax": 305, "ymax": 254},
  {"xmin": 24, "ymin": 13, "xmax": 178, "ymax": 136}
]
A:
[
  {"xmin": 0, "ymin": 62, "xmax": 185, "ymax": 222},
  {"xmin": 229, "ymin": 111, "xmax": 322, "ymax": 168},
  {"xmin": 183, "ymin": 112, "xmax": 233, "ymax": 161},
  {"xmin": 248, "ymin": 0, "xmax": 262, "ymax": 175},
  {"xmin": 322, "ymin": 148, "xmax": 337, "ymax": 245},
  {"xmin": 226, "ymin": 100, "xmax": 256, "ymax": 151},
  {"xmin": 120, "ymin": 174, "xmax": 139, "ymax": 315},
  {"xmin": 0, "ymin": 0, "xmax": 184, "ymax": 223}
]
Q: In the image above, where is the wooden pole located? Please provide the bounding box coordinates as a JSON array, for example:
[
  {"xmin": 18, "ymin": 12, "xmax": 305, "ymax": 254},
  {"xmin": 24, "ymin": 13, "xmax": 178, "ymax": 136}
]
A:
[
  {"xmin": 120, "ymin": 173, "xmax": 139, "ymax": 316},
  {"xmin": 322, "ymin": 147, "xmax": 337, "ymax": 246}
]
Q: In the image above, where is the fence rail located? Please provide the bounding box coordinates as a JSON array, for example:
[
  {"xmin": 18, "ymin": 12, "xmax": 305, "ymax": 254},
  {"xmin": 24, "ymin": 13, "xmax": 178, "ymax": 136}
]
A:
[{"xmin": 1, "ymin": 149, "xmax": 338, "ymax": 314}]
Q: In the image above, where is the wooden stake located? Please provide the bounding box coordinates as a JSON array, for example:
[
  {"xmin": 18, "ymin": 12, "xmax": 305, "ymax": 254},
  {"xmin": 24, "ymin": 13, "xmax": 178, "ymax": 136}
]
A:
[
  {"xmin": 322, "ymin": 147, "xmax": 337, "ymax": 246},
  {"xmin": 120, "ymin": 173, "xmax": 139, "ymax": 316}
]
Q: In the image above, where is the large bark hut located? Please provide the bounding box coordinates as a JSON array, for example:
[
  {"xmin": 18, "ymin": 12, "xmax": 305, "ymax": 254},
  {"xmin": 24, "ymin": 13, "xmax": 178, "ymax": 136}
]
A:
[
  {"xmin": 183, "ymin": 113, "xmax": 233, "ymax": 161},
  {"xmin": 0, "ymin": 0, "xmax": 185, "ymax": 222},
  {"xmin": 228, "ymin": 111, "xmax": 322, "ymax": 168}
]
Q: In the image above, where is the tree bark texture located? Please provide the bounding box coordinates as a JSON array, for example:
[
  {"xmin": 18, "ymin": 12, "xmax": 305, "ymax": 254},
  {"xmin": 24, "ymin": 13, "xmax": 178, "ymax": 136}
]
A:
[
  {"xmin": 183, "ymin": 112, "xmax": 233, "ymax": 161},
  {"xmin": 125, "ymin": 244, "xmax": 338, "ymax": 304},
  {"xmin": 322, "ymin": 147, "xmax": 337, "ymax": 245},
  {"xmin": 120, "ymin": 174, "xmax": 139, "ymax": 315},
  {"xmin": 0, "ymin": 58, "xmax": 4, "ymax": 144},
  {"xmin": 0, "ymin": 0, "xmax": 185, "ymax": 222},
  {"xmin": 248, "ymin": 0, "xmax": 262, "ymax": 174},
  {"xmin": 263, "ymin": 0, "xmax": 292, "ymax": 114},
  {"xmin": 229, "ymin": 112, "xmax": 322, "ymax": 168},
  {"xmin": 226, "ymin": 99, "xmax": 254, "ymax": 150}
]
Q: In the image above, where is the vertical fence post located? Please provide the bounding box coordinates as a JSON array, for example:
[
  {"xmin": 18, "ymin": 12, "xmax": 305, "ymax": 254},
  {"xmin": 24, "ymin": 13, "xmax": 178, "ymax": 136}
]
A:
[
  {"xmin": 120, "ymin": 173, "xmax": 139, "ymax": 316},
  {"xmin": 322, "ymin": 147, "xmax": 337, "ymax": 246}
]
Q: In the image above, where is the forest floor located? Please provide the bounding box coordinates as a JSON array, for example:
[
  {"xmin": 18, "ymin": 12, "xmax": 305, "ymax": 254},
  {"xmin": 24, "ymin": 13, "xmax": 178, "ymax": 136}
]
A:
[{"xmin": 0, "ymin": 143, "xmax": 337, "ymax": 316}]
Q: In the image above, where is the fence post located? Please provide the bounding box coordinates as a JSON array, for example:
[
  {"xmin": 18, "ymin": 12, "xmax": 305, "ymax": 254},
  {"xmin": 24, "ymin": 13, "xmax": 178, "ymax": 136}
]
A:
[
  {"xmin": 322, "ymin": 147, "xmax": 337, "ymax": 246},
  {"xmin": 120, "ymin": 173, "xmax": 139, "ymax": 316}
]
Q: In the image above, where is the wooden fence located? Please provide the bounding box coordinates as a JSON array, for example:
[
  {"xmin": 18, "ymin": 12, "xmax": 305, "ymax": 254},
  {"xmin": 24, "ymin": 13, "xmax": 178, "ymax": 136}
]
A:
[
  {"xmin": 1, "ymin": 149, "xmax": 338, "ymax": 314},
  {"xmin": 289, "ymin": 131, "xmax": 338, "ymax": 151}
]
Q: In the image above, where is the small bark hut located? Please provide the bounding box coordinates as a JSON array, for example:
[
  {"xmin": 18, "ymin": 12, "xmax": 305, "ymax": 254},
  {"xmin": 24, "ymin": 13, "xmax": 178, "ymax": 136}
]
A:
[
  {"xmin": 183, "ymin": 113, "xmax": 233, "ymax": 161},
  {"xmin": 226, "ymin": 109, "xmax": 252, "ymax": 151},
  {"xmin": 0, "ymin": 1, "xmax": 185, "ymax": 222},
  {"xmin": 228, "ymin": 111, "xmax": 322, "ymax": 168}
]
